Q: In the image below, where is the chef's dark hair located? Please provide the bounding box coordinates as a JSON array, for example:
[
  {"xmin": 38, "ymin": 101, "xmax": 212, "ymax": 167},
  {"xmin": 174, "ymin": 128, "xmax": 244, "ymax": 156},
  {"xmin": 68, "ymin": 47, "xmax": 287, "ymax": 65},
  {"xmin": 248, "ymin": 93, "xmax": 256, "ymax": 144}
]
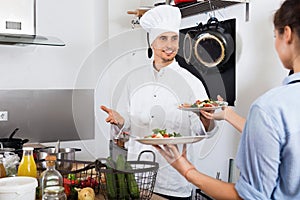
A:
[{"xmin": 274, "ymin": 0, "xmax": 300, "ymax": 38}]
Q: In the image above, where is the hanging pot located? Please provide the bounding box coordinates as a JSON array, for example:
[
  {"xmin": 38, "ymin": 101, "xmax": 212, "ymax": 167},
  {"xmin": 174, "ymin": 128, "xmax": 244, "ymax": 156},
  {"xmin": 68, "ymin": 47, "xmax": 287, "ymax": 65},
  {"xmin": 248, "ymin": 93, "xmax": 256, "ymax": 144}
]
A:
[{"xmin": 183, "ymin": 17, "xmax": 234, "ymax": 72}]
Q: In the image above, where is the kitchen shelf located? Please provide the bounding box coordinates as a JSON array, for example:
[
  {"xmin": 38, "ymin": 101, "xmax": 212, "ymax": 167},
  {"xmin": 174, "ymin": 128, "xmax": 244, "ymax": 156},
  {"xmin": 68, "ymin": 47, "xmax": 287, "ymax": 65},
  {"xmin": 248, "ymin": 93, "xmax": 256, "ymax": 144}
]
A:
[{"xmin": 177, "ymin": 0, "xmax": 249, "ymax": 19}]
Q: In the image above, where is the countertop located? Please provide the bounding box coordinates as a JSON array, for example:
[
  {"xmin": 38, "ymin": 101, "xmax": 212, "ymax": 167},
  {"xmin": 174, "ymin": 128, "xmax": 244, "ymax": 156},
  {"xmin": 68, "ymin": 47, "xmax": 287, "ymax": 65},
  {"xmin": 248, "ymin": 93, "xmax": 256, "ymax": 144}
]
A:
[{"xmin": 95, "ymin": 193, "xmax": 167, "ymax": 200}]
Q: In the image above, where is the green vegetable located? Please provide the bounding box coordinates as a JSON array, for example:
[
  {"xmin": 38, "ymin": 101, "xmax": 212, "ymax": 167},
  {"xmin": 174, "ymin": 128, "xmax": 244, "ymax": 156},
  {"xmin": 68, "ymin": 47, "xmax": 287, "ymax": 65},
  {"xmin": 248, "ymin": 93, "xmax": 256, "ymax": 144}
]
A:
[
  {"xmin": 67, "ymin": 173, "xmax": 76, "ymax": 180},
  {"xmin": 125, "ymin": 162, "xmax": 140, "ymax": 199},
  {"xmin": 116, "ymin": 155, "xmax": 130, "ymax": 199},
  {"xmin": 153, "ymin": 128, "xmax": 167, "ymax": 134},
  {"xmin": 106, "ymin": 157, "xmax": 117, "ymax": 199}
]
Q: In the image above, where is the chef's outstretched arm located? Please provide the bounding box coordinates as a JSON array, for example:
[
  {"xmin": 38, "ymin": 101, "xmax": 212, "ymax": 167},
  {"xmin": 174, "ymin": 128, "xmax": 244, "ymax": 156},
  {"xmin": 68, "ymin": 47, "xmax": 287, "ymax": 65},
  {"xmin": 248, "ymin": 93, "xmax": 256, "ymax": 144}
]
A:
[
  {"xmin": 153, "ymin": 144, "xmax": 242, "ymax": 200},
  {"xmin": 100, "ymin": 105, "xmax": 125, "ymax": 129}
]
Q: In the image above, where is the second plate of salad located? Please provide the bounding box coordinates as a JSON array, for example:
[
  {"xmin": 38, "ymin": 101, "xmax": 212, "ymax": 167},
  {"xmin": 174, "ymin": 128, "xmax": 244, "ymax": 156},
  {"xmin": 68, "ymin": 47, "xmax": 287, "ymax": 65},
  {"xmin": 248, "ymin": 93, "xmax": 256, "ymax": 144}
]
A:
[
  {"xmin": 135, "ymin": 128, "xmax": 208, "ymax": 145},
  {"xmin": 178, "ymin": 99, "xmax": 228, "ymax": 111}
]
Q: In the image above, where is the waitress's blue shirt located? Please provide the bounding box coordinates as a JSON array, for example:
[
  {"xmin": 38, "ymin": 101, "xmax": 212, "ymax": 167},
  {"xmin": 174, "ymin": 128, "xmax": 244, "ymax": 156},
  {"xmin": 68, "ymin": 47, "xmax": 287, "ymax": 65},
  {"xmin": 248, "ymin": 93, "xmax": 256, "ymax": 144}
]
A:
[{"xmin": 235, "ymin": 72, "xmax": 300, "ymax": 199}]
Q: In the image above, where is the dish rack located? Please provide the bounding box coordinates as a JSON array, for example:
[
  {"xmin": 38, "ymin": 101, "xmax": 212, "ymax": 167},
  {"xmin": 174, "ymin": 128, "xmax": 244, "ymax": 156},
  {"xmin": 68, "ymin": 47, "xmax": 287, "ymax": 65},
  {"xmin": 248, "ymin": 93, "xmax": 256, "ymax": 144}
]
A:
[
  {"xmin": 37, "ymin": 159, "xmax": 100, "ymax": 200},
  {"xmin": 96, "ymin": 150, "xmax": 159, "ymax": 200}
]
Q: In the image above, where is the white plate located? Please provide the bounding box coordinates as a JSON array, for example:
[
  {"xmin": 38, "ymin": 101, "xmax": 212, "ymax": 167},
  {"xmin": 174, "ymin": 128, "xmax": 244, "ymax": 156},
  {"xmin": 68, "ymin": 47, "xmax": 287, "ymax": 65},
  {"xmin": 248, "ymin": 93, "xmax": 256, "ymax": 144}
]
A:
[
  {"xmin": 135, "ymin": 136, "xmax": 208, "ymax": 145},
  {"xmin": 178, "ymin": 101, "xmax": 228, "ymax": 111}
]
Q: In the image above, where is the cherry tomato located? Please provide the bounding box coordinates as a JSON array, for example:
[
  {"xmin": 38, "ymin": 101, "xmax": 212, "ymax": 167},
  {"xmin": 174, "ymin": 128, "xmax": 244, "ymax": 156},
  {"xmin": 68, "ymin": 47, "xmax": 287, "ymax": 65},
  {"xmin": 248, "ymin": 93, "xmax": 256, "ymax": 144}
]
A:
[{"xmin": 81, "ymin": 181, "xmax": 86, "ymax": 188}]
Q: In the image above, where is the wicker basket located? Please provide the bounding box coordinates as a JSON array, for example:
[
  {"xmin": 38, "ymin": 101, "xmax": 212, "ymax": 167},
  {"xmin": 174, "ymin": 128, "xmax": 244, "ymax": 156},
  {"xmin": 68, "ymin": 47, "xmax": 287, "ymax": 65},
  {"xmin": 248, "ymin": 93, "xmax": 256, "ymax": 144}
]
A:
[{"xmin": 96, "ymin": 150, "xmax": 159, "ymax": 200}]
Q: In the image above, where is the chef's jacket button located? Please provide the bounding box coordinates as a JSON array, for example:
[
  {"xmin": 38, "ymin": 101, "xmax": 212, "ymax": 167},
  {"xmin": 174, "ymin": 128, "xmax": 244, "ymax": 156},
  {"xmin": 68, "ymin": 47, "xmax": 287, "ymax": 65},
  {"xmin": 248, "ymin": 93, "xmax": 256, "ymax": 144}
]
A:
[
  {"xmin": 154, "ymin": 95, "xmax": 157, "ymax": 97},
  {"xmin": 151, "ymin": 116, "xmax": 154, "ymax": 118}
]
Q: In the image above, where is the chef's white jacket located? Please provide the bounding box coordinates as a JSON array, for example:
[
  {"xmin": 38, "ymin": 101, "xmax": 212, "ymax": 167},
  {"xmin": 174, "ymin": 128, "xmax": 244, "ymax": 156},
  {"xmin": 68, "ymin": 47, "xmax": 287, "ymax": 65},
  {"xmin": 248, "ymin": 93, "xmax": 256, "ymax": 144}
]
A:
[{"xmin": 111, "ymin": 60, "xmax": 214, "ymax": 197}]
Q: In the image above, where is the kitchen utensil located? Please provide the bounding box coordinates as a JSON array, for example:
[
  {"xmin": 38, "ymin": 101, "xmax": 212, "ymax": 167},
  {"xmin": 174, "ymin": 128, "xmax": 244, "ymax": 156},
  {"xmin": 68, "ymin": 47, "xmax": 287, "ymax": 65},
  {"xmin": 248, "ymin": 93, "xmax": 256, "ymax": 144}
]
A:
[
  {"xmin": 127, "ymin": 7, "xmax": 152, "ymax": 17},
  {"xmin": 114, "ymin": 127, "xmax": 125, "ymax": 139},
  {"xmin": 0, "ymin": 128, "xmax": 29, "ymax": 150},
  {"xmin": 37, "ymin": 147, "xmax": 81, "ymax": 171},
  {"xmin": 183, "ymin": 17, "xmax": 234, "ymax": 72},
  {"xmin": 0, "ymin": 142, "xmax": 15, "ymax": 153},
  {"xmin": 8, "ymin": 128, "xmax": 19, "ymax": 139},
  {"xmin": 55, "ymin": 140, "xmax": 60, "ymax": 154}
]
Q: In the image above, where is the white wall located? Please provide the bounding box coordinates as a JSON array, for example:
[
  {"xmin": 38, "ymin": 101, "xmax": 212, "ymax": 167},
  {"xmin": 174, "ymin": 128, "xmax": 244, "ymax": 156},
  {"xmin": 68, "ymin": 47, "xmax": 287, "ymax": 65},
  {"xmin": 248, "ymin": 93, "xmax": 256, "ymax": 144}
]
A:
[
  {"xmin": 107, "ymin": 0, "xmax": 288, "ymax": 181},
  {"xmin": 0, "ymin": 0, "xmax": 289, "ymax": 179}
]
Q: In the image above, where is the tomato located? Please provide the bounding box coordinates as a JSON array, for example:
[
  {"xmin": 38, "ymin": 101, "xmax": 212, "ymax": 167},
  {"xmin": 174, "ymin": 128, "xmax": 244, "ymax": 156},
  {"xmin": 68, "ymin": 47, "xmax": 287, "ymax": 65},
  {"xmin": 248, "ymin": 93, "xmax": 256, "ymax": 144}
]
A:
[
  {"xmin": 91, "ymin": 178, "xmax": 98, "ymax": 186},
  {"xmin": 163, "ymin": 134, "xmax": 169, "ymax": 138},
  {"xmin": 64, "ymin": 184, "xmax": 71, "ymax": 196},
  {"xmin": 195, "ymin": 100, "xmax": 201, "ymax": 105},
  {"xmin": 64, "ymin": 177, "xmax": 71, "ymax": 184},
  {"xmin": 151, "ymin": 134, "xmax": 157, "ymax": 138},
  {"xmin": 81, "ymin": 181, "xmax": 86, "ymax": 188},
  {"xmin": 203, "ymin": 103, "xmax": 213, "ymax": 107}
]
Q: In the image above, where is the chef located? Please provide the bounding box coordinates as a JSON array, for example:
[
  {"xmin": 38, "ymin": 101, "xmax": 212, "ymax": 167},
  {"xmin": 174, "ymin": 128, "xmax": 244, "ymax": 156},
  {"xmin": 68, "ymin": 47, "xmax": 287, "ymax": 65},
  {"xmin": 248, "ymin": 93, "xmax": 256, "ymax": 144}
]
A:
[{"xmin": 101, "ymin": 5, "xmax": 216, "ymax": 199}]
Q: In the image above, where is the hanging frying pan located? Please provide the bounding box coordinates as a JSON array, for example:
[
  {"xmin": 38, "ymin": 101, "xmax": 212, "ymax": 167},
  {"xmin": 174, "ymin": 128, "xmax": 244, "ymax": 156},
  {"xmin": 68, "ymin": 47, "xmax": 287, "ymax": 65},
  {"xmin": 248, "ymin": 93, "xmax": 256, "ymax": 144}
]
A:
[{"xmin": 183, "ymin": 17, "xmax": 234, "ymax": 72}]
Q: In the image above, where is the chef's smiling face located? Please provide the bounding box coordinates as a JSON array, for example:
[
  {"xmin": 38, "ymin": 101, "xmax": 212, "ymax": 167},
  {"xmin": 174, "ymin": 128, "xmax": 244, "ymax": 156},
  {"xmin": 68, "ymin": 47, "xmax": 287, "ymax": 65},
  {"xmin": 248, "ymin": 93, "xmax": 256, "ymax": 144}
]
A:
[{"xmin": 151, "ymin": 32, "xmax": 179, "ymax": 63}]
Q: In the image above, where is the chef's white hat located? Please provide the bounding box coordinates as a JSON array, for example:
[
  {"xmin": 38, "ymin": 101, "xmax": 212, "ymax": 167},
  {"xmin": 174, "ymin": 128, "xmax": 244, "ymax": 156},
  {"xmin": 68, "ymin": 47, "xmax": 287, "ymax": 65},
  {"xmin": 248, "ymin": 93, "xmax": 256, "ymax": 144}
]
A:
[{"xmin": 140, "ymin": 5, "xmax": 181, "ymax": 44}]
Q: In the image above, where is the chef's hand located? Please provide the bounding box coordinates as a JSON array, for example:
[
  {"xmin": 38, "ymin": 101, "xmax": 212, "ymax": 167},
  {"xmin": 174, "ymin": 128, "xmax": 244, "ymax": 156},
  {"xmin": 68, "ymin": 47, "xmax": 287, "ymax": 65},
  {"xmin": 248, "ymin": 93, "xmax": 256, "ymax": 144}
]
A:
[
  {"xmin": 100, "ymin": 105, "xmax": 125, "ymax": 129},
  {"xmin": 153, "ymin": 144, "xmax": 195, "ymax": 177}
]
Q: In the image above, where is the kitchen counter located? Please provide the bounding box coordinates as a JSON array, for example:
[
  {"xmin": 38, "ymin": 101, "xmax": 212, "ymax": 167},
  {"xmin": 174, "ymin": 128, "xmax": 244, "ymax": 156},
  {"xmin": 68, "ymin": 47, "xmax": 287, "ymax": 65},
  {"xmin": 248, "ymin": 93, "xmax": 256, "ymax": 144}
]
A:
[{"xmin": 94, "ymin": 193, "xmax": 167, "ymax": 200}]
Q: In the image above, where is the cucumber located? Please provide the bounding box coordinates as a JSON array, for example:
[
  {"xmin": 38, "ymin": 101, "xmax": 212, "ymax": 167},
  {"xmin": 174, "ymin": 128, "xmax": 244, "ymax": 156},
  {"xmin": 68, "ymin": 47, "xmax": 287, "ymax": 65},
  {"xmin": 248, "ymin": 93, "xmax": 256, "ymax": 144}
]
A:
[
  {"xmin": 106, "ymin": 157, "xmax": 117, "ymax": 199},
  {"xmin": 125, "ymin": 162, "xmax": 140, "ymax": 199},
  {"xmin": 116, "ymin": 154, "xmax": 130, "ymax": 199}
]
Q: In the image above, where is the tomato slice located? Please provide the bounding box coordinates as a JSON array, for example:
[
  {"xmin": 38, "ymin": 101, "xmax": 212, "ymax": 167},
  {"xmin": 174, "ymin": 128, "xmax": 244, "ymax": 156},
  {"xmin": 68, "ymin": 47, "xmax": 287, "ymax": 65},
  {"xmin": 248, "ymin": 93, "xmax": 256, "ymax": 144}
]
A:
[{"xmin": 195, "ymin": 100, "xmax": 201, "ymax": 105}]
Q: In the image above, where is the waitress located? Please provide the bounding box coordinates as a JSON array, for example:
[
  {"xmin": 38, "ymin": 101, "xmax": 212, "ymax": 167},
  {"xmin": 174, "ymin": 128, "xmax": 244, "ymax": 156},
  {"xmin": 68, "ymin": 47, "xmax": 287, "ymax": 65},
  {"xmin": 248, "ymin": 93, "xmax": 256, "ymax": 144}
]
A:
[{"xmin": 101, "ymin": 5, "xmax": 216, "ymax": 199}]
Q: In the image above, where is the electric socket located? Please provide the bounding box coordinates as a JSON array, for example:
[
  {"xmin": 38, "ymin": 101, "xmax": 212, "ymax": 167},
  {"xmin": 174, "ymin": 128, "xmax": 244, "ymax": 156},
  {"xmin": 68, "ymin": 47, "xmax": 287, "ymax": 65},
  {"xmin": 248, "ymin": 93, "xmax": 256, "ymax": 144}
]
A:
[{"xmin": 0, "ymin": 111, "xmax": 8, "ymax": 121}]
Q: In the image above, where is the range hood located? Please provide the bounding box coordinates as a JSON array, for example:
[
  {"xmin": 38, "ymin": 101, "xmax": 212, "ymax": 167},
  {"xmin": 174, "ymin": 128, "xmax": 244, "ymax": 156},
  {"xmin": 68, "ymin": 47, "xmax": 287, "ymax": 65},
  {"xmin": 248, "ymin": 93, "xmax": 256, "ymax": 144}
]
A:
[{"xmin": 0, "ymin": 0, "xmax": 65, "ymax": 46}]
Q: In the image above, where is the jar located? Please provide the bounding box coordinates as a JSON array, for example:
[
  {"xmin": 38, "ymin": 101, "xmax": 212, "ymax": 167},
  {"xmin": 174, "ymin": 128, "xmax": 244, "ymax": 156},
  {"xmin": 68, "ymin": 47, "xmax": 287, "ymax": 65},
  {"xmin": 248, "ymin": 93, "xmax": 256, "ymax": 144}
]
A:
[
  {"xmin": 39, "ymin": 155, "xmax": 63, "ymax": 198},
  {"xmin": 17, "ymin": 147, "xmax": 37, "ymax": 178},
  {"xmin": 0, "ymin": 154, "xmax": 6, "ymax": 178},
  {"xmin": 42, "ymin": 186, "xmax": 67, "ymax": 200},
  {"xmin": 3, "ymin": 152, "xmax": 19, "ymax": 177}
]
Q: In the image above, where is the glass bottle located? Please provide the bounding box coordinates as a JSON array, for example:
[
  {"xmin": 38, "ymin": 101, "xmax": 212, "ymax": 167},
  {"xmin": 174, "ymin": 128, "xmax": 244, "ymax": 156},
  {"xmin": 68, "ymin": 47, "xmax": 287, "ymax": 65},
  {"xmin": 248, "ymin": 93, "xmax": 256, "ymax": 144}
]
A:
[
  {"xmin": 42, "ymin": 186, "xmax": 67, "ymax": 200},
  {"xmin": 17, "ymin": 147, "xmax": 37, "ymax": 178},
  {"xmin": 40, "ymin": 155, "xmax": 63, "ymax": 198},
  {"xmin": 0, "ymin": 154, "xmax": 6, "ymax": 178}
]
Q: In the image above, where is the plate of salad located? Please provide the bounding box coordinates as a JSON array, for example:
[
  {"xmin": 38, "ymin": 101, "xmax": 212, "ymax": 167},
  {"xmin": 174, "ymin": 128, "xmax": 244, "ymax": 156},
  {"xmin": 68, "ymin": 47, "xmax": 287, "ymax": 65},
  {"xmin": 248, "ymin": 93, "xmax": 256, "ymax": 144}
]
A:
[
  {"xmin": 178, "ymin": 99, "xmax": 228, "ymax": 111},
  {"xmin": 135, "ymin": 129, "xmax": 208, "ymax": 145}
]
